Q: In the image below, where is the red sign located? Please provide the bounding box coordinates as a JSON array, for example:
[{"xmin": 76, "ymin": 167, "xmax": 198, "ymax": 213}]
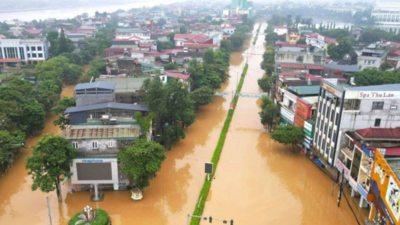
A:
[
  {"xmin": 294, "ymin": 115, "xmax": 305, "ymax": 128},
  {"xmin": 295, "ymin": 98, "xmax": 311, "ymax": 120}
]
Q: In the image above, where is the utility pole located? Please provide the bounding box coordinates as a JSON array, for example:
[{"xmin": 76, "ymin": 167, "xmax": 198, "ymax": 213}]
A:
[
  {"xmin": 337, "ymin": 172, "xmax": 344, "ymax": 207},
  {"xmin": 46, "ymin": 196, "xmax": 53, "ymax": 225}
]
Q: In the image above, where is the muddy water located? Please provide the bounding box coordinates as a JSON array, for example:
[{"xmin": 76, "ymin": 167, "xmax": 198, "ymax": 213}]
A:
[
  {"xmin": 200, "ymin": 23, "xmax": 359, "ymax": 225},
  {"xmin": 0, "ymin": 42, "xmax": 248, "ymax": 223}
]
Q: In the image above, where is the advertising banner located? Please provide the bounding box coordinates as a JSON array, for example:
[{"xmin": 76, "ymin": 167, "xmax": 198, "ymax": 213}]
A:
[
  {"xmin": 321, "ymin": 80, "xmax": 343, "ymax": 98},
  {"xmin": 280, "ymin": 107, "xmax": 295, "ymax": 123},
  {"xmin": 294, "ymin": 115, "xmax": 305, "ymax": 128},
  {"xmin": 295, "ymin": 98, "xmax": 311, "ymax": 120}
]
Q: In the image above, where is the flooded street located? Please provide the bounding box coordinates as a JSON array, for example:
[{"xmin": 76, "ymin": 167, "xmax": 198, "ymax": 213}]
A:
[
  {"xmin": 200, "ymin": 23, "xmax": 359, "ymax": 224},
  {"xmin": 0, "ymin": 22, "xmax": 359, "ymax": 225},
  {"xmin": 0, "ymin": 41, "xmax": 244, "ymax": 223}
]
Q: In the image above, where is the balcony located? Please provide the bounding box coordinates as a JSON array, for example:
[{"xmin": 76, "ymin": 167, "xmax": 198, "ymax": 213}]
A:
[{"xmin": 340, "ymin": 146, "xmax": 354, "ymax": 159}]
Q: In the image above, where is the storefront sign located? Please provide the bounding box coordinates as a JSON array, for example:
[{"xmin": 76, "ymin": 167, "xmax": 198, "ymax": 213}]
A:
[
  {"xmin": 295, "ymin": 98, "xmax": 311, "ymax": 120},
  {"xmin": 321, "ymin": 81, "xmax": 343, "ymax": 98},
  {"xmin": 336, "ymin": 159, "xmax": 350, "ymax": 180},
  {"xmin": 82, "ymin": 159, "xmax": 104, "ymax": 163},
  {"xmin": 386, "ymin": 176, "xmax": 400, "ymax": 222},
  {"xmin": 357, "ymin": 91, "xmax": 400, "ymax": 100},
  {"xmin": 294, "ymin": 115, "xmax": 305, "ymax": 128},
  {"xmin": 362, "ymin": 146, "xmax": 372, "ymax": 157},
  {"xmin": 280, "ymin": 107, "xmax": 295, "ymax": 123}
]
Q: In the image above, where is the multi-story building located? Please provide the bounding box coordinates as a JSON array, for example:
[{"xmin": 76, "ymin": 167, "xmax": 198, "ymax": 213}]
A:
[
  {"xmin": 313, "ymin": 80, "xmax": 400, "ymax": 166},
  {"xmin": 63, "ymin": 81, "xmax": 151, "ymax": 194},
  {"xmin": 115, "ymin": 28, "xmax": 150, "ymax": 40},
  {"xmin": 286, "ymin": 28, "xmax": 300, "ymax": 45},
  {"xmin": 0, "ymin": 38, "xmax": 48, "ymax": 69},
  {"xmin": 372, "ymin": 1, "xmax": 400, "ymax": 26},
  {"xmin": 357, "ymin": 43, "xmax": 388, "ymax": 70},
  {"xmin": 305, "ymin": 33, "xmax": 337, "ymax": 52},
  {"xmin": 275, "ymin": 45, "xmax": 325, "ymax": 65}
]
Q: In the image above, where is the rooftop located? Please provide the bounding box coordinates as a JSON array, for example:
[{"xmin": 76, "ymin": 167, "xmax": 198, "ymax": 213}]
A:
[
  {"xmin": 355, "ymin": 128, "xmax": 400, "ymax": 140},
  {"xmin": 63, "ymin": 124, "xmax": 140, "ymax": 140},
  {"xmin": 346, "ymin": 83, "xmax": 400, "ymax": 92},
  {"xmin": 288, "ymin": 85, "xmax": 321, "ymax": 95},
  {"xmin": 65, "ymin": 102, "xmax": 150, "ymax": 114},
  {"xmin": 98, "ymin": 77, "xmax": 148, "ymax": 93},
  {"xmin": 74, "ymin": 82, "xmax": 116, "ymax": 91}
]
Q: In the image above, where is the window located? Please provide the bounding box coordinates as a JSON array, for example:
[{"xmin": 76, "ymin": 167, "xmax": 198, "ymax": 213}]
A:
[
  {"xmin": 374, "ymin": 118, "xmax": 381, "ymax": 127},
  {"xmin": 331, "ymin": 110, "xmax": 335, "ymax": 121},
  {"xmin": 38, "ymin": 53, "xmax": 43, "ymax": 58},
  {"xmin": 27, "ymin": 46, "xmax": 30, "ymax": 51},
  {"xmin": 38, "ymin": 46, "xmax": 42, "ymax": 51},
  {"xmin": 390, "ymin": 105, "xmax": 398, "ymax": 110},
  {"xmin": 72, "ymin": 142, "xmax": 78, "ymax": 149},
  {"xmin": 31, "ymin": 46, "xmax": 36, "ymax": 51},
  {"xmin": 335, "ymin": 113, "xmax": 339, "ymax": 125},
  {"xmin": 92, "ymin": 141, "xmax": 99, "ymax": 149},
  {"xmin": 108, "ymin": 141, "xmax": 114, "ymax": 148},
  {"xmin": 372, "ymin": 101, "xmax": 384, "ymax": 110},
  {"xmin": 27, "ymin": 54, "xmax": 31, "ymax": 58},
  {"xmin": 32, "ymin": 53, "xmax": 37, "ymax": 58}
]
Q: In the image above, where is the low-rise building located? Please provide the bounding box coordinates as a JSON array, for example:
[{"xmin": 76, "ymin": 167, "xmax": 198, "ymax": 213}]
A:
[
  {"xmin": 115, "ymin": 28, "xmax": 150, "ymax": 40},
  {"xmin": 286, "ymin": 28, "xmax": 300, "ymax": 45},
  {"xmin": 357, "ymin": 43, "xmax": 388, "ymax": 70}
]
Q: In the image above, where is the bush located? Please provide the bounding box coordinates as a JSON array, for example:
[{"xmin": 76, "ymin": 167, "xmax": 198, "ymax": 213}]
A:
[{"xmin": 68, "ymin": 209, "xmax": 110, "ymax": 225}]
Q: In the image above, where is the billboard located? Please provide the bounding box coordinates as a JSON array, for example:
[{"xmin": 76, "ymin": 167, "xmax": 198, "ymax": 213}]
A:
[
  {"xmin": 294, "ymin": 115, "xmax": 305, "ymax": 128},
  {"xmin": 295, "ymin": 98, "xmax": 311, "ymax": 120},
  {"xmin": 71, "ymin": 158, "xmax": 119, "ymax": 184}
]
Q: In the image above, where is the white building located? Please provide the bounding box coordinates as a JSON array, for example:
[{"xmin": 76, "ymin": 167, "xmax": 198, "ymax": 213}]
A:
[
  {"xmin": 0, "ymin": 38, "xmax": 48, "ymax": 65},
  {"xmin": 115, "ymin": 28, "xmax": 150, "ymax": 40},
  {"xmin": 313, "ymin": 80, "xmax": 400, "ymax": 166},
  {"xmin": 273, "ymin": 26, "xmax": 291, "ymax": 36},
  {"xmin": 372, "ymin": 1, "xmax": 400, "ymax": 25},
  {"xmin": 357, "ymin": 43, "xmax": 388, "ymax": 70}
]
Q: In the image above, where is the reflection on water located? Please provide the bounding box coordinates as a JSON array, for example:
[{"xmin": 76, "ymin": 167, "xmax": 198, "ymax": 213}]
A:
[{"xmin": 200, "ymin": 23, "xmax": 358, "ymax": 225}]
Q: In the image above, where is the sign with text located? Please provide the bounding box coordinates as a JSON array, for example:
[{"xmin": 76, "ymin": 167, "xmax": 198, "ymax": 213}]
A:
[
  {"xmin": 321, "ymin": 81, "xmax": 343, "ymax": 98},
  {"xmin": 280, "ymin": 107, "xmax": 295, "ymax": 123},
  {"xmin": 356, "ymin": 91, "xmax": 400, "ymax": 100},
  {"xmin": 205, "ymin": 162, "xmax": 213, "ymax": 174}
]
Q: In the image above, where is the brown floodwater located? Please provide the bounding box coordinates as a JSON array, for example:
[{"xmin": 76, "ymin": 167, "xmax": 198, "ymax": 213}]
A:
[
  {"xmin": 200, "ymin": 23, "xmax": 359, "ymax": 225},
  {"xmin": 0, "ymin": 47, "xmax": 241, "ymax": 223}
]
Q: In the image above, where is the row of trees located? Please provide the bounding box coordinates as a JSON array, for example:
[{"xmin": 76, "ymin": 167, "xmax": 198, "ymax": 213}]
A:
[
  {"xmin": 351, "ymin": 69, "xmax": 400, "ymax": 86},
  {"xmin": 231, "ymin": 15, "xmax": 254, "ymax": 50}
]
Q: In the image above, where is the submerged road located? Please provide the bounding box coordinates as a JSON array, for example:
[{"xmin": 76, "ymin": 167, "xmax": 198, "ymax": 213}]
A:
[{"xmin": 200, "ymin": 23, "xmax": 359, "ymax": 225}]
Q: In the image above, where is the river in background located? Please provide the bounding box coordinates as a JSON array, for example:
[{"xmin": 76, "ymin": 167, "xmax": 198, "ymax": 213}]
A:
[{"xmin": 0, "ymin": 1, "xmax": 177, "ymax": 22}]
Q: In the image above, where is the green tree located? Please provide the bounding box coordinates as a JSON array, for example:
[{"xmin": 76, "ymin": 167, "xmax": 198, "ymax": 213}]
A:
[
  {"xmin": 57, "ymin": 29, "xmax": 74, "ymax": 55},
  {"xmin": 26, "ymin": 134, "xmax": 76, "ymax": 202},
  {"xmin": 271, "ymin": 125, "xmax": 304, "ymax": 152},
  {"xmin": 59, "ymin": 52, "xmax": 83, "ymax": 65},
  {"xmin": 220, "ymin": 39, "xmax": 233, "ymax": 53},
  {"xmin": 231, "ymin": 32, "xmax": 245, "ymax": 50},
  {"xmin": 21, "ymin": 100, "xmax": 46, "ymax": 134},
  {"xmin": 163, "ymin": 62, "xmax": 178, "ymax": 70},
  {"xmin": 265, "ymin": 32, "xmax": 279, "ymax": 45},
  {"xmin": 134, "ymin": 112, "xmax": 155, "ymax": 138},
  {"xmin": 52, "ymin": 97, "xmax": 76, "ymax": 130},
  {"xmin": 36, "ymin": 80, "xmax": 60, "ymax": 111},
  {"xmin": 47, "ymin": 31, "xmax": 59, "ymax": 56},
  {"xmin": 203, "ymin": 49, "xmax": 215, "ymax": 65},
  {"xmin": 118, "ymin": 139, "xmax": 165, "ymax": 189},
  {"xmin": 191, "ymin": 86, "xmax": 214, "ymax": 108},
  {"xmin": 327, "ymin": 35, "xmax": 353, "ymax": 60},
  {"xmin": 351, "ymin": 69, "xmax": 400, "ymax": 86},
  {"xmin": 0, "ymin": 130, "xmax": 25, "ymax": 174},
  {"xmin": 179, "ymin": 26, "xmax": 187, "ymax": 34},
  {"xmin": 258, "ymin": 76, "xmax": 275, "ymax": 94},
  {"xmin": 259, "ymin": 103, "xmax": 280, "ymax": 132}
]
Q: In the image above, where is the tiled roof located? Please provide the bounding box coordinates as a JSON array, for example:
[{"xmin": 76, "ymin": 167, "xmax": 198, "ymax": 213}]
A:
[
  {"xmin": 25, "ymin": 29, "xmax": 42, "ymax": 34},
  {"xmin": 63, "ymin": 125, "xmax": 140, "ymax": 140},
  {"xmin": 280, "ymin": 63, "xmax": 305, "ymax": 69},
  {"xmin": 184, "ymin": 43, "xmax": 217, "ymax": 48},
  {"xmin": 389, "ymin": 50, "xmax": 400, "ymax": 56},
  {"xmin": 355, "ymin": 128, "xmax": 400, "ymax": 140},
  {"xmin": 308, "ymin": 64, "xmax": 324, "ymax": 70},
  {"xmin": 165, "ymin": 71, "xmax": 190, "ymax": 80}
]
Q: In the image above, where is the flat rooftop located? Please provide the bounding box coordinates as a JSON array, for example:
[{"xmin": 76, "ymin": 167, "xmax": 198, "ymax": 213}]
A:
[{"xmin": 346, "ymin": 83, "xmax": 400, "ymax": 91}]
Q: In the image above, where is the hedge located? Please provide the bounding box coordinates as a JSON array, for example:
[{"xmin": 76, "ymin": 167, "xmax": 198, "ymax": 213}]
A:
[
  {"xmin": 253, "ymin": 23, "xmax": 262, "ymax": 45},
  {"xmin": 190, "ymin": 63, "xmax": 249, "ymax": 225},
  {"xmin": 68, "ymin": 209, "xmax": 110, "ymax": 225}
]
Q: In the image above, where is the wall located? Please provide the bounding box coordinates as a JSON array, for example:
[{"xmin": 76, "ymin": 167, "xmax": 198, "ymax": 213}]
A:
[{"xmin": 75, "ymin": 93, "xmax": 115, "ymax": 106}]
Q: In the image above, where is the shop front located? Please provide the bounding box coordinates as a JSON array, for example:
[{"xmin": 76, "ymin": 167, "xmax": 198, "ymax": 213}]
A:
[
  {"xmin": 280, "ymin": 107, "xmax": 294, "ymax": 126},
  {"xmin": 369, "ymin": 150, "xmax": 399, "ymax": 225},
  {"xmin": 303, "ymin": 120, "xmax": 315, "ymax": 154}
]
